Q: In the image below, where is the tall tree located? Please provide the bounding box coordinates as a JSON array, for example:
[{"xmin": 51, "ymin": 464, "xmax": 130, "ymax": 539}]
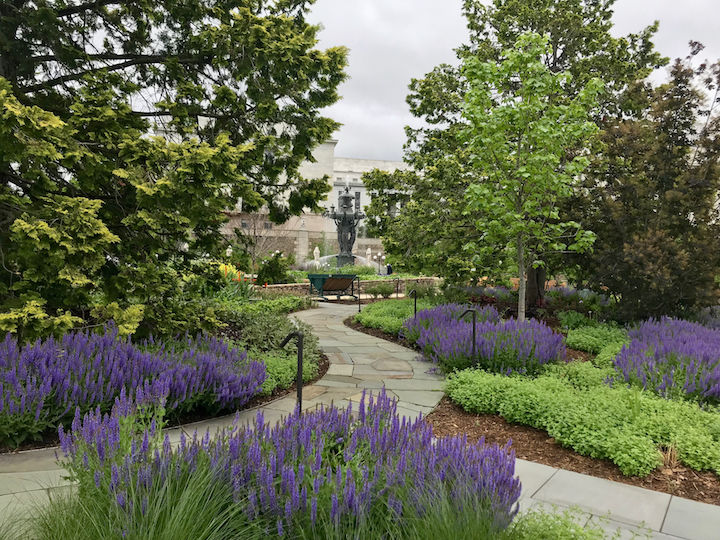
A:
[
  {"xmin": 364, "ymin": 0, "xmax": 664, "ymax": 291},
  {"xmin": 461, "ymin": 32, "xmax": 601, "ymax": 321},
  {"xmin": 0, "ymin": 0, "xmax": 347, "ymax": 335},
  {"xmin": 566, "ymin": 49, "xmax": 720, "ymax": 321}
]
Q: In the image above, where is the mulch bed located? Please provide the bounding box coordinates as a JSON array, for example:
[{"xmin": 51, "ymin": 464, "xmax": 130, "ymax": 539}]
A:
[
  {"xmin": 427, "ymin": 397, "xmax": 720, "ymax": 507},
  {"xmin": 345, "ymin": 313, "xmax": 720, "ymax": 507}
]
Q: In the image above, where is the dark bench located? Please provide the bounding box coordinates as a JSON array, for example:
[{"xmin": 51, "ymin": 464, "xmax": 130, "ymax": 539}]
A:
[{"xmin": 307, "ymin": 274, "xmax": 358, "ymax": 301}]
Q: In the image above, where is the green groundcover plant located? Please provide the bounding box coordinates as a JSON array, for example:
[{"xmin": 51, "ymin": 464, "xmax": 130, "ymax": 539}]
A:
[
  {"xmin": 565, "ymin": 325, "xmax": 628, "ymax": 354},
  {"xmin": 446, "ymin": 364, "xmax": 720, "ymax": 477},
  {"xmin": 353, "ymin": 298, "xmax": 438, "ymax": 336}
]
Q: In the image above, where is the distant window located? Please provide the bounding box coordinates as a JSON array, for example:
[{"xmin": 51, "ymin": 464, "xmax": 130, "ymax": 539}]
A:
[
  {"xmin": 241, "ymin": 221, "xmax": 249, "ymax": 228},
  {"xmin": 264, "ymin": 222, "xmax": 272, "ymax": 230}
]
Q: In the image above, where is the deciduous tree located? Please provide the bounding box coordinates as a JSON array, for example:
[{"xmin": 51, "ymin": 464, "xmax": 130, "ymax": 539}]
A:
[
  {"xmin": 461, "ymin": 33, "xmax": 601, "ymax": 321},
  {"xmin": 364, "ymin": 0, "xmax": 664, "ymax": 294}
]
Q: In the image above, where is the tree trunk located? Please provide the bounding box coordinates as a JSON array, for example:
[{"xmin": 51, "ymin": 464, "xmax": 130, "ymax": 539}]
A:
[
  {"xmin": 526, "ymin": 262, "xmax": 547, "ymax": 308},
  {"xmin": 517, "ymin": 233, "xmax": 526, "ymax": 322}
]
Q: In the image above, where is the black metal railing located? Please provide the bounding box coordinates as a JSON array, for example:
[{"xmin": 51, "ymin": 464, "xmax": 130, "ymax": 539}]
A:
[
  {"xmin": 408, "ymin": 288, "xmax": 418, "ymax": 318},
  {"xmin": 354, "ymin": 276, "xmax": 361, "ymax": 313},
  {"xmin": 393, "ymin": 277, "xmax": 400, "ymax": 299},
  {"xmin": 280, "ymin": 331, "xmax": 304, "ymax": 411}
]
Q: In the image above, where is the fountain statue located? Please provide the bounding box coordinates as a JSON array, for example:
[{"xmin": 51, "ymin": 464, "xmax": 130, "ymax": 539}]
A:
[{"xmin": 323, "ymin": 187, "xmax": 365, "ymax": 268}]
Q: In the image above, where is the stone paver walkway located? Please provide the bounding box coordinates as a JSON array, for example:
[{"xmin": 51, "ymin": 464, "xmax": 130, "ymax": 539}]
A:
[{"xmin": 2, "ymin": 302, "xmax": 719, "ymax": 540}]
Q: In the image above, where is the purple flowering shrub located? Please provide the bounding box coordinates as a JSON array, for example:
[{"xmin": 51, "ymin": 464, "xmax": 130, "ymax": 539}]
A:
[
  {"xmin": 401, "ymin": 303, "xmax": 501, "ymax": 345},
  {"xmin": 613, "ymin": 318, "xmax": 720, "ymax": 405},
  {"xmin": 0, "ymin": 325, "xmax": 265, "ymax": 447},
  {"xmin": 545, "ymin": 286, "xmax": 609, "ymax": 314},
  {"xmin": 403, "ymin": 305, "xmax": 564, "ymax": 375},
  {"xmin": 59, "ymin": 390, "xmax": 521, "ymax": 536}
]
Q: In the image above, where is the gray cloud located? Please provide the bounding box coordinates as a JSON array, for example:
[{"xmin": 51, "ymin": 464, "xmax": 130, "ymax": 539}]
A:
[{"xmin": 307, "ymin": 0, "xmax": 720, "ymax": 162}]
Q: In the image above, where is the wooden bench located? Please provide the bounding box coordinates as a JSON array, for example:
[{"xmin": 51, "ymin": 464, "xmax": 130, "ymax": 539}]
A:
[{"xmin": 307, "ymin": 274, "xmax": 358, "ymax": 301}]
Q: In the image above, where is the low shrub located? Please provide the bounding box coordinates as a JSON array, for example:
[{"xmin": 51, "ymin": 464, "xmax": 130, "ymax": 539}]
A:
[
  {"xmin": 257, "ymin": 253, "xmax": 294, "ymax": 285},
  {"xmin": 565, "ymin": 324, "xmax": 628, "ymax": 354},
  {"xmin": 507, "ymin": 508, "xmax": 634, "ymax": 540},
  {"xmin": 255, "ymin": 349, "xmax": 319, "ymax": 396},
  {"xmin": 545, "ymin": 286, "xmax": 609, "ymax": 316},
  {"xmin": 343, "ymin": 264, "xmax": 376, "ymax": 276},
  {"xmin": 365, "ymin": 282, "xmax": 395, "ymax": 299},
  {"xmin": 353, "ymin": 298, "xmax": 438, "ymax": 336},
  {"xmin": 0, "ymin": 327, "xmax": 265, "ymax": 448},
  {"xmin": 594, "ymin": 342, "xmax": 625, "ymax": 369},
  {"xmin": 446, "ymin": 367, "xmax": 720, "ymax": 477},
  {"xmin": 406, "ymin": 282, "xmax": 438, "ymax": 299},
  {"xmin": 404, "ymin": 304, "xmax": 563, "ymax": 375},
  {"xmin": 613, "ymin": 318, "xmax": 720, "ymax": 405},
  {"xmin": 215, "ymin": 295, "xmax": 314, "ymax": 318},
  {"xmin": 365, "ymin": 283, "xmax": 396, "ymax": 298},
  {"xmin": 557, "ymin": 310, "xmax": 595, "ymax": 330},
  {"xmin": 54, "ymin": 390, "xmax": 521, "ymax": 539},
  {"xmin": 286, "ymin": 270, "xmax": 308, "ymax": 283}
]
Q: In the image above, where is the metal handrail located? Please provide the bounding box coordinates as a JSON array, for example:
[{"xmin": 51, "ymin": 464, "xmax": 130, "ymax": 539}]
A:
[
  {"xmin": 280, "ymin": 331, "xmax": 304, "ymax": 411},
  {"xmin": 460, "ymin": 308, "xmax": 477, "ymax": 365},
  {"xmin": 354, "ymin": 276, "xmax": 361, "ymax": 313},
  {"xmin": 392, "ymin": 277, "xmax": 400, "ymax": 299},
  {"xmin": 408, "ymin": 288, "xmax": 418, "ymax": 318}
]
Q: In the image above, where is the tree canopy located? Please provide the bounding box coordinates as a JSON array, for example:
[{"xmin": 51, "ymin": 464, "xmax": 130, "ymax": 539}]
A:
[
  {"xmin": 461, "ymin": 32, "xmax": 601, "ymax": 321},
  {"xmin": 0, "ymin": 0, "xmax": 347, "ymax": 337},
  {"xmin": 364, "ymin": 0, "xmax": 665, "ymax": 288},
  {"xmin": 566, "ymin": 50, "xmax": 720, "ymax": 321}
]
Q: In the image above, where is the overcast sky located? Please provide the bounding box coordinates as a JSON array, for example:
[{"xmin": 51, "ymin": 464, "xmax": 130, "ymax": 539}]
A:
[{"xmin": 306, "ymin": 0, "xmax": 720, "ymax": 162}]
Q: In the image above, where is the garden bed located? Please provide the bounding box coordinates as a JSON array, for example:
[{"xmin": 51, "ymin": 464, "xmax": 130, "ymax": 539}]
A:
[
  {"xmin": 0, "ymin": 352, "xmax": 330, "ymax": 456},
  {"xmin": 427, "ymin": 397, "xmax": 720, "ymax": 507},
  {"xmin": 344, "ymin": 315, "xmax": 594, "ymax": 364},
  {"xmin": 346, "ymin": 307, "xmax": 720, "ymax": 507}
]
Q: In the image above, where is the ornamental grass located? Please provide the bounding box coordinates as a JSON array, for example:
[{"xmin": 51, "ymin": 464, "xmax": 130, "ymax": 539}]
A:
[
  {"xmin": 56, "ymin": 389, "xmax": 521, "ymax": 539},
  {"xmin": 0, "ymin": 325, "xmax": 265, "ymax": 447}
]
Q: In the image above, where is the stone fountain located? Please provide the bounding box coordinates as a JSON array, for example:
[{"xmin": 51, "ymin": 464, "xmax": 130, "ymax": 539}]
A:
[{"xmin": 323, "ymin": 186, "xmax": 365, "ymax": 268}]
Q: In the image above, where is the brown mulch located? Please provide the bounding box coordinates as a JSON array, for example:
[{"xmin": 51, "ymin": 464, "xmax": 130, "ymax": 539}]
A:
[
  {"xmin": 427, "ymin": 397, "xmax": 720, "ymax": 507},
  {"xmin": 345, "ymin": 313, "xmax": 720, "ymax": 506}
]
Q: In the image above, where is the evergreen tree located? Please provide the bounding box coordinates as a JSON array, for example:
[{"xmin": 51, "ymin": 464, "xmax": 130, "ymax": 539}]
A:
[
  {"xmin": 0, "ymin": 0, "xmax": 347, "ymax": 336},
  {"xmin": 567, "ymin": 49, "xmax": 720, "ymax": 321}
]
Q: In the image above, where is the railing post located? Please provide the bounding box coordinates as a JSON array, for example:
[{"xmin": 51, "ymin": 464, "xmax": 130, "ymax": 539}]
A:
[
  {"xmin": 460, "ymin": 308, "xmax": 477, "ymax": 366},
  {"xmin": 354, "ymin": 276, "xmax": 361, "ymax": 313},
  {"xmin": 280, "ymin": 331, "xmax": 304, "ymax": 411},
  {"xmin": 393, "ymin": 277, "xmax": 400, "ymax": 299},
  {"xmin": 408, "ymin": 289, "xmax": 418, "ymax": 318}
]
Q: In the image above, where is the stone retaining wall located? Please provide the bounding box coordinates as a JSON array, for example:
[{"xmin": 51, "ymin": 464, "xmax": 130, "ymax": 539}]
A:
[{"xmin": 262, "ymin": 277, "xmax": 443, "ymax": 297}]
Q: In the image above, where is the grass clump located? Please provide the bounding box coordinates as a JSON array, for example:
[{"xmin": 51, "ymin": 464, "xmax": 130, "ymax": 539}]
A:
[{"xmin": 446, "ymin": 364, "xmax": 720, "ymax": 477}]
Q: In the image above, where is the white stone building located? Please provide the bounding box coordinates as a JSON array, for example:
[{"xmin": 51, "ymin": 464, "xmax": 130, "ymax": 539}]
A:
[{"xmin": 223, "ymin": 140, "xmax": 409, "ymax": 265}]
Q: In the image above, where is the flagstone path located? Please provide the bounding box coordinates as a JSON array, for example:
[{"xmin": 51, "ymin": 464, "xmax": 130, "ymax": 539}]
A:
[{"xmin": 1, "ymin": 302, "xmax": 719, "ymax": 540}]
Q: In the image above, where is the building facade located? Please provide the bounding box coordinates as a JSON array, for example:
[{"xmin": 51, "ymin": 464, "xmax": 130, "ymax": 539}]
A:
[{"xmin": 222, "ymin": 140, "xmax": 409, "ymax": 265}]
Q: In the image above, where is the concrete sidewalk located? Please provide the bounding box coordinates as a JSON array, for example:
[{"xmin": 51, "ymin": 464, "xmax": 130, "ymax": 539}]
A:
[{"xmin": 1, "ymin": 303, "xmax": 719, "ymax": 540}]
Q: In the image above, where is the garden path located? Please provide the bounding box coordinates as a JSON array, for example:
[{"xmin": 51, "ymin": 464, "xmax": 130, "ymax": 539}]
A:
[{"xmin": 1, "ymin": 303, "xmax": 719, "ymax": 540}]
